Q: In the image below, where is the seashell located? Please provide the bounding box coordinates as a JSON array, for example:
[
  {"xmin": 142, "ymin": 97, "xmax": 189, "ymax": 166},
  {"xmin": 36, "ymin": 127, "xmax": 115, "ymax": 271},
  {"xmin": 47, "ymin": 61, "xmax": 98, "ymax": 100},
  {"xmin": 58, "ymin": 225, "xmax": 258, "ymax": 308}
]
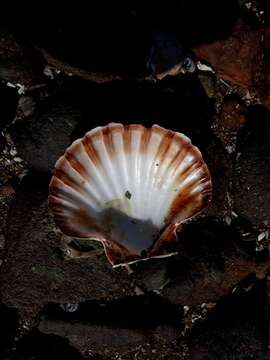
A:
[{"xmin": 49, "ymin": 123, "xmax": 212, "ymax": 266}]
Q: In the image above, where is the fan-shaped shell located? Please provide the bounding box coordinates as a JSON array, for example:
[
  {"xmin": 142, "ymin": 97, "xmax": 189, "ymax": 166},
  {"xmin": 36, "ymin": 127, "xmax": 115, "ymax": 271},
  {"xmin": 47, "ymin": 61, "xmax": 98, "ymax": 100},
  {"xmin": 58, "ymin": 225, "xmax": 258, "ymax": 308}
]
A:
[{"xmin": 49, "ymin": 123, "xmax": 212, "ymax": 265}]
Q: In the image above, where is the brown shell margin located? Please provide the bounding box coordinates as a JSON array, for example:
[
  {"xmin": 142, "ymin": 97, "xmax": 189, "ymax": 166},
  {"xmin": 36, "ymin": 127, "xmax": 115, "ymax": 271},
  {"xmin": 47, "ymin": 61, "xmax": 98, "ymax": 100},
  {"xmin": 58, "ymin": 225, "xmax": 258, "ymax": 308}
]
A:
[{"xmin": 48, "ymin": 123, "xmax": 213, "ymax": 264}]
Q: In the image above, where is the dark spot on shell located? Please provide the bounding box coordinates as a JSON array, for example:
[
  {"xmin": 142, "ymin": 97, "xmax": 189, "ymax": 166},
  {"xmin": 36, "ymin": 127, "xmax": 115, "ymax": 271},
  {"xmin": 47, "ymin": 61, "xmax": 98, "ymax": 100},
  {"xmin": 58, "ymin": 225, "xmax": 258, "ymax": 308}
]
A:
[{"xmin": 125, "ymin": 190, "xmax": 132, "ymax": 199}]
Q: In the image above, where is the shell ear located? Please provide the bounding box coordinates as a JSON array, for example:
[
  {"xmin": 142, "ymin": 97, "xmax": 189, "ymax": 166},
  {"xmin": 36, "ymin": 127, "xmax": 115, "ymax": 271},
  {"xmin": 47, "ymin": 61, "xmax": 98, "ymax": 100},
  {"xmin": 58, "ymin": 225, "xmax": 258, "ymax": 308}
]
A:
[
  {"xmin": 102, "ymin": 239, "xmax": 140, "ymax": 266},
  {"xmin": 149, "ymin": 223, "xmax": 178, "ymax": 256}
]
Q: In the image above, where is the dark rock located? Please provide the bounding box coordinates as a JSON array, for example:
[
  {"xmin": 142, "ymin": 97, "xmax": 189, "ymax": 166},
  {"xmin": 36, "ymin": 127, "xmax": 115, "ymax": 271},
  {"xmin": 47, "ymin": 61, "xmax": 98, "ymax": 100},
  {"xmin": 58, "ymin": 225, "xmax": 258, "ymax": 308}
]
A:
[
  {"xmin": 13, "ymin": 330, "xmax": 83, "ymax": 360},
  {"xmin": 0, "ymin": 183, "xmax": 15, "ymax": 232},
  {"xmin": 202, "ymin": 133, "xmax": 232, "ymax": 218},
  {"xmin": 259, "ymin": 26, "xmax": 270, "ymax": 109},
  {"xmin": 213, "ymin": 95, "xmax": 247, "ymax": 153},
  {"xmin": 238, "ymin": 0, "xmax": 266, "ymax": 28},
  {"xmin": 0, "ymin": 134, "xmax": 28, "ymax": 186},
  {"xmin": 146, "ymin": 31, "xmax": 196, "ymax": 80},
  {"xmin": 23, "ymin": 7, "xmax": 151, "ymax": 81},
  {"xmin": 136, "ymin": 1, "xmax": 238, "ymax": 46},
  {"xmin": 2, "ymin": 2, "xmax": 238, "ymax": 82},
  {"xmin": 194, "ymin": 21, "xmax": 262, "ymax": 88},
  {"xmin": 16, "ymin": 96, "xmax": 36, "ymax": 118},
  {"xmin": 0, "ymin": 171, "xmax": 134, "ymax": 321},
  {"xmin": 198, "ymin": 71, "xmax": 217, "ymax": 99},
  {"xmin": 0, "ymin": 184, "xmax": 15, "ymax": 260},
  {"xmin": 233, "ymin": 105, "xmax": 270, "ymax": 229},
  {"xmin": 38, "ymin": 295, "xmax": 183, "ymax": 357},
  {"xmin": 188, "ymin": 278, "xmax": 268, "ymax": 359},
  {"xmin": 0, "ymin": 28, "xmax": 44, "ymax": 84},
  {"xmin": 77, "ymin": 76, "xmax": 214, "ymax": 136},
  {"xmin": 0, "ymin": 302, "xmax": 18, "ymax": 359},
  {"xmin": 10, "ymin": 93, "xmax": 83, "ymax": 173},
  {"xmin": 260, "ymin": 83, "xmax": 270, "ymax": 110},
  {"xmin": 0, "ymin": 83, "xmax": 18, "ymax": 130},
  {"xmin": 133, "ymin": 218, "xmax": 265, "ymax": 306}
]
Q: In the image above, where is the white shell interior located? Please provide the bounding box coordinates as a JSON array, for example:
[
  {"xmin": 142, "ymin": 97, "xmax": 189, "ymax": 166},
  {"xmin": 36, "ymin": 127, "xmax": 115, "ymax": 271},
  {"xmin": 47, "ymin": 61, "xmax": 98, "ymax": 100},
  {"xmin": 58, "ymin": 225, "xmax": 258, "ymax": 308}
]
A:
[{"xmin": 49, "ymin": 123, "xmax": 211, "ymax": 256}]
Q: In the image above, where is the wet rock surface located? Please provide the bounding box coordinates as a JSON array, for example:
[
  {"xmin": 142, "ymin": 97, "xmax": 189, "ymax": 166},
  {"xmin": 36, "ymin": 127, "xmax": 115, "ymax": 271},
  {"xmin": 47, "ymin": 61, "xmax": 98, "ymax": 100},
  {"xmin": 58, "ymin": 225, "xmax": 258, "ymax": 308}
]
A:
[
  {"xmin": 233, "ymin": 106, "xmax": 270, "ymax": 230},
  {"xmin": 212, "ymin": 95, "xmax": 247, "ymax": 153},
  {"xmin": 188, "ymin": 278, "xmax": 268, "ymax": 360},
  {"xmin": 0, "ymin": 83, "xmax": 18, "ymax": 130},
  {"xmin": 10, "ymin": 92, "xmax": 83, "ymax": 173},
  {"xmin": 0, "ymin": 171, "xmax": 134, "ymax": 321},
  {"xmin": 0, "ymin": 3, "xmax": 270, "ymax": 359},
  {"xmin": 0, "ymin": 302, "xmax": 18, "ymax": 359},
  {"xmin": 38, "ymin": 295, "xmax": 183, "ymax": 356},
  {"xmin": 133, "ymin": 217, "xmax": 266, "ymax": 306},
  {"xmin": 260, "ymin": 26, "xmax": 270, "ymax": 108},
  {"xmin": 194, "ymin": 21, "xmax": 262, "ymax": 88},
  {"xmin": 0, "ymin": 28, "xmax": 44, "ymax": 84}
]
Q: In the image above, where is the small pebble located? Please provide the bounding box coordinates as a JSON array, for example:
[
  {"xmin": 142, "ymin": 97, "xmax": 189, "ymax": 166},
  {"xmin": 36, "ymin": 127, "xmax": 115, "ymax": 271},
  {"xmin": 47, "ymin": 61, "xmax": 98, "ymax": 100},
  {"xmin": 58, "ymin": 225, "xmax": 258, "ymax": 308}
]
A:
[{"xmin": 60, "ymin": 303, "xmax": 79, "ymax": 312}]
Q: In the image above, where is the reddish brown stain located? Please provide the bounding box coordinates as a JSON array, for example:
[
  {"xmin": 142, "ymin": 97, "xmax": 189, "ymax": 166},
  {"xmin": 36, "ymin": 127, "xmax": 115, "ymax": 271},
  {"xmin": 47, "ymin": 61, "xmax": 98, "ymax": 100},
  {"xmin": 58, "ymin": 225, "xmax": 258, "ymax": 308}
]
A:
[
  {"xmin": 54, "ymin": 169, "xmax": 83, "ymax": 194},
  {"xmin": 109, "ymin": 123, "xmax": 125, "ymax": 134},
  {"xmin": 102, "ymin": 125, "xmax": 116, "ymax": 158},
  {"xmin": 67, "ymin": 141, "xmax": 82, "ymax": 158},
  {"xmin": 65, "ymin": 149, "xmax": 90, "ymax": 181},
  {"xmin": 123, "ymin": 125, "xmax": 132, "ymax": 154},
  {"xmin": 149, "ymin": 223, "xmax": 177, "ymax": 255},
  {"xmin": 151, "ymin": 125, "xmax": 168, "ymax": 137},
  {"xmin": 124, "ymin": 124, "xmax": 145, "ymax": 155},
  {"xmin": 167, "ymin": 165, "xmax": 212, "ymax": 224},
  {"xmin": 167, "ymin": 191, "xmax": 201, "ymax": 224},
  {"xmin": 165, "ymin": 142, "xmax": 192, "ymax": 179},
  {"xmin": 103, "ymin": 238, "xmax": 142, "ymax": 265},
  {"xmin": 176, "ymin": 158, "xmax": 203, "ymax": 184},
  {"xmin": 88, "ymin": 128, "xmax": 103, "ymax": 142},
  {"xmin": 129, "ymin": 124, "xmax": 145, "ymax": 134},
  {"xmin": 48, "ymin": 194, "xmax": 59, "ymax": 207},
  {"xmin": 51, "ymin": 203, "xmax": 103, "ymax": 239},
  {"xmin": 82, "ymin": 137, "xmax": 101, "ymax": 167},
  {"xmin": 139, "ymin": 127, "xmax": 152, "ymax": 154},
  {"xmin": 75, "ymin": 208, "xmax": 100, "ymax": 231},
  {"xmin": 155, "ymin": 130, "xmax": 175, "ymax": 161}
]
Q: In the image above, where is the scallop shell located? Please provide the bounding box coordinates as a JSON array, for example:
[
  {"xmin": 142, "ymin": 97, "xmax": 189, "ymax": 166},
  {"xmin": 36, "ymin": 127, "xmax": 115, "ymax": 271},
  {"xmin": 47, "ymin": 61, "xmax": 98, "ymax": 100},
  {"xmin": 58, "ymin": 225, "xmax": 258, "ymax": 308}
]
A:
[{"xmin": 49, "ymin": 123, "xmax": 212, "ymax": 265}]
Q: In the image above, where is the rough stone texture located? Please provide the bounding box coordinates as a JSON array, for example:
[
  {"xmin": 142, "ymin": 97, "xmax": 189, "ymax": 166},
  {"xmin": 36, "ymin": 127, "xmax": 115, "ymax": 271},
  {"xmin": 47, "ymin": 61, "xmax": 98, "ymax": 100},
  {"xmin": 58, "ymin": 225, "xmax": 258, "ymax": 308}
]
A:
[
  {"xmin": 0, "ymin": 28, "xmax": 44, "ymax": 84},
  {"xmin": 9, "ymin": 330, "xmax": 84, "ymax": 360},
  {"xmin": 26, "ymin": 7, "xmax": 151, "ymax": 81},
  {"xmin": 0, "ymin": 134, "xmax": 28, "ymax": 186},
  {"xmin": 201, "ymin": 134, "xmax": 232, "ymax": 218},
  {"xmin": 10, "ymin": 95, "xmax": 83, "ymax": 173},
  {"xmin": 133, "ymin": 218, "xmax": 266, "ymax": 306},
  {"xmin": 213, "ymin": 96, "xmax": 247, "ymax": 153},
  {"xmin": 188, "ymin": 278, "xmax": 268, "ymax": 360},
  {"xmin": 259, "ymin": 26, "xmax": 270, "ymax": 109},
  {"xmin": 0, "ymin": 184, "xmax": 15, "ymax": 232},
  {"xmin": 238, "ymin": 0, "xmax": 266, "ymax": 28},
  {"xmin": 1, "ymin": 2, "xmax": 238, "ymax": 83},
  {"xmin": 79, "ymin": 75, "xmax": 214, "ymax": 134},
  {"xmin": 0, "ymin": 184, "xmax": 15, "ymax": 263},
  {"xmin": 0, "ymin": 82, "xmax": 18, "ymax": 130},
  {"xmin": 0, "ymin": 171, "xmax": 134, "ymax": 321},
  {"xmin": 38, "ymin": 295, "xmax": 183, "ymax": 357},
  {"xmin": 194, "ymin": 21, "xmax": 262, "ymax": 88},
  {"xmin": 233, "ymin": 106, "xmax": 270, "ymax": 230},
  {"xmin": 0, "ymin": 303, "xmax": 18, "ymax": 359}
]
